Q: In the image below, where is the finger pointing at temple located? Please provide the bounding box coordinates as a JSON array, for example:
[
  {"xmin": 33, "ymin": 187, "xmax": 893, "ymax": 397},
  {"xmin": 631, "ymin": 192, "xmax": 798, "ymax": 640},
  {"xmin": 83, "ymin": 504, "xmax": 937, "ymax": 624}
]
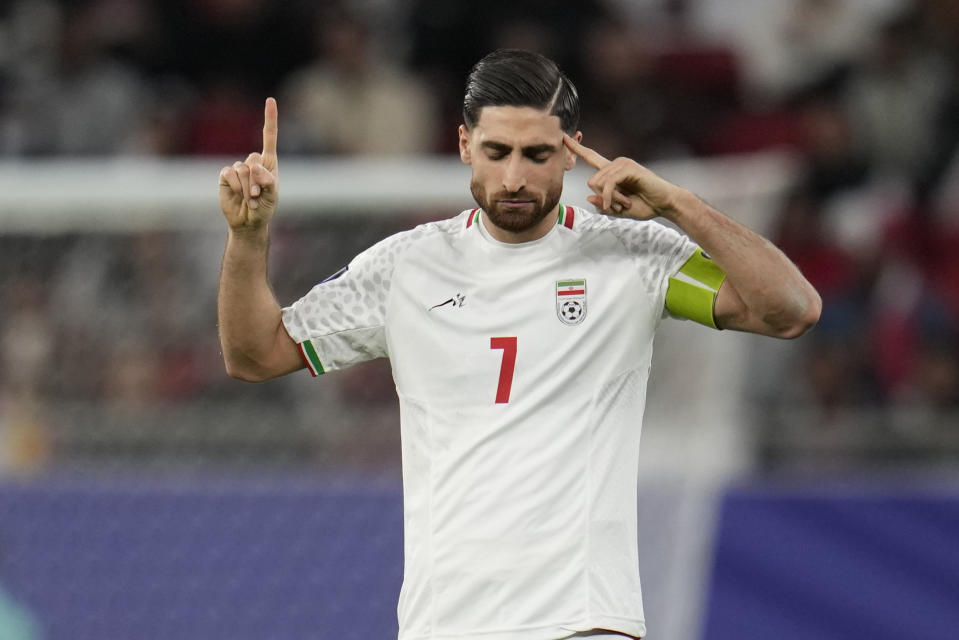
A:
[{"xmin": 563, "ymin": 134, "xmax": 610, "ymax": 170}]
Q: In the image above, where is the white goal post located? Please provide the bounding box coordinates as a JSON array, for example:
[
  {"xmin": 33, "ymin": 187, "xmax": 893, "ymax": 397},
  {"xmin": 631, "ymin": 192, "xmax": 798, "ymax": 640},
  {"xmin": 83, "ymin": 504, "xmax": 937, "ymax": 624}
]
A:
[{"xmin": 0, "ymin": 152, "xmax": 797, "ymax": 234}]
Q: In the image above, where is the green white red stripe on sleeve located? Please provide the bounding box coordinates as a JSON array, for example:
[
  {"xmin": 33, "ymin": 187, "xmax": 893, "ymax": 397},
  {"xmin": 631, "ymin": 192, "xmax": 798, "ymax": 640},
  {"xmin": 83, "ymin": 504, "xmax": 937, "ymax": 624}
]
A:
[{"xmin": 297, "ymin": 340, "xmax": 325, "ymax": 376}]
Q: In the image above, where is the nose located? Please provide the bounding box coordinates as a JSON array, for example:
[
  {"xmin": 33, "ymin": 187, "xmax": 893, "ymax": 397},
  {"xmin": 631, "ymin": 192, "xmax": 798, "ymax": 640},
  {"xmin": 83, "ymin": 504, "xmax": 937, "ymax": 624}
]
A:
[{"xmin": 502, "ymin": 156, "xmax": 526, "ymax": 193}]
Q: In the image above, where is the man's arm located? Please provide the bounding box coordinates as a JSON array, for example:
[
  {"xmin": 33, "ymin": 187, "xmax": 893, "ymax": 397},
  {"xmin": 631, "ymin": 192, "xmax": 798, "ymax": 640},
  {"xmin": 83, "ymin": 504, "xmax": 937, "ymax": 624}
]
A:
[
  {"xmin": 564, "ymin": 135, "xmax": 821, "ymax": 338},
  {"xmin": 660, "ymin": 191, "xmax": 820, "ymax": 337},
  {"xmin": 217, "ymin": 98, "xmax": 304, "ymax": 381}
]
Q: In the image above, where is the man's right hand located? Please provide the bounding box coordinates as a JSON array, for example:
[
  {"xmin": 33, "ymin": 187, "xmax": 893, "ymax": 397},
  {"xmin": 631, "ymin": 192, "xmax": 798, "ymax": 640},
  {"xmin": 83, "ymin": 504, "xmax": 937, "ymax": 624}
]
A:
[{"xmin": 218, "ymin": 97, "xmax": 280, "ymax": 232}]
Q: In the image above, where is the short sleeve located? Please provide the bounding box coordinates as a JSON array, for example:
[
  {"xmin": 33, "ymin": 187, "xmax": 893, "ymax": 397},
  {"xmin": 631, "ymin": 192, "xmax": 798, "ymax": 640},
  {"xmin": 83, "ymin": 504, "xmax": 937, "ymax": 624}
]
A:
[
  {"xmin": 599, "ymin": 215, "xmax": 723, "ymax": 327},
  {"xmin": 281, "ymin": 231, "xmax": 408, "ymax": 375},
  {"xmin": 604, "ymin": 217, "xmax": 698, "ymax": 302}
]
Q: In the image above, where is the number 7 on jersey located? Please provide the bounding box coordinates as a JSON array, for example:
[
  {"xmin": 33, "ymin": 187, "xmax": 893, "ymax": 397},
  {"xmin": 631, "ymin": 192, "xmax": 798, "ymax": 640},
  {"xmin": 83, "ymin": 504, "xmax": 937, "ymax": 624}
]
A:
[{"xmin": 490, "ymin": 337, "xmax": 517, "ymax": 404}]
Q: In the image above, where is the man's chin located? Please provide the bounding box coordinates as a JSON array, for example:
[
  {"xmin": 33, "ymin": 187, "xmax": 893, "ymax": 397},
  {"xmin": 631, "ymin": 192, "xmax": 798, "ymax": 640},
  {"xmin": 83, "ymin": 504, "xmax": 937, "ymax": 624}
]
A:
[{"xmin": 485, "ymin": 208, "xmax": 543, "ymax": 233}]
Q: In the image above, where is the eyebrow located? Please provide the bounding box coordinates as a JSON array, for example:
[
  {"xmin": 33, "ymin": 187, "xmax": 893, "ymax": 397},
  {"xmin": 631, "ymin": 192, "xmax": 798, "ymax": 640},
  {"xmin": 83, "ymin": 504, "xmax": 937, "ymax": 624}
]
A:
[{"xmin": 481, "ymin": 141, "xmax": 558, "ymax": 156}]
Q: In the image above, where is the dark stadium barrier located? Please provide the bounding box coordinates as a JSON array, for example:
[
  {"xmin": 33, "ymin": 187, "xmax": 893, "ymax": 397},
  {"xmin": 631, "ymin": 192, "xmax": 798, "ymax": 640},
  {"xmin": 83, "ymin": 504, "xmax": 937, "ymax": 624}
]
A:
[
  {"xmin": 0, "ymin": 474, "xmax": 404, "ymax": 640},
  {"xmin": 701, "ymin": 481, "xmax": 959, "ymax": 640}
]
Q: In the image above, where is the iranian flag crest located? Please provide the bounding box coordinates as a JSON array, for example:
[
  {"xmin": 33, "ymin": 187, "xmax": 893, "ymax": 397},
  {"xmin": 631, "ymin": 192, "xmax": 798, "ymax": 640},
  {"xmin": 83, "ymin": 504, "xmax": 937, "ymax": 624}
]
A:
[{"xmin": 556, "ymin": 279, "xmax": 587, "ymax": 325}]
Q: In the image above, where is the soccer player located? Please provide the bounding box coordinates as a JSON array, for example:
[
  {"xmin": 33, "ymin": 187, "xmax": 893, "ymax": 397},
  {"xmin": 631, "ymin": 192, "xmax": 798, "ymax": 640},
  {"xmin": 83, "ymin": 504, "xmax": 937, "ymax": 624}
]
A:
[{"xmin": 217, "ymin": 50, "xmax": 821, "ymax": 640}]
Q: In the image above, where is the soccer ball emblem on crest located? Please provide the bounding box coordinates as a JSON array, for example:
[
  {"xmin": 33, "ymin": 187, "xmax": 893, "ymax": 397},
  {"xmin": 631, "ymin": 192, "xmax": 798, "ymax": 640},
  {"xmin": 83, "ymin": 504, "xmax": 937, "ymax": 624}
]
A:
[{"xmin": 556, "ymin": 279, "xmax": 587, "ymax": 325}]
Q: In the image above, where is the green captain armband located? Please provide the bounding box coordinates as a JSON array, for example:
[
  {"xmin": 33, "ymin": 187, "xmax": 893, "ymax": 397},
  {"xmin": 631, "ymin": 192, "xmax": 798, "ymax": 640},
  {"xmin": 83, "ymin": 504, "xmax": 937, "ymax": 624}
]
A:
[{"xmin": 665, "ymin": 248, "xmax": 727, "ymax": 329}]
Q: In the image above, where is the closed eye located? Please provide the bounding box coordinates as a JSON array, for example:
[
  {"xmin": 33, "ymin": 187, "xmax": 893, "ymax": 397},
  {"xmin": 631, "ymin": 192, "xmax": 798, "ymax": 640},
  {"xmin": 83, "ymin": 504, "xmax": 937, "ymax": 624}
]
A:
[
  {"xmin": 481, "ymin": 141, "xmax": 557, "ymax": 163},
  {"xmin": 482, "ymin": 142, "xmax": 511, "ymax": 161},
  {"xmin": 524, "ymin": 144, "xmax": 556, "ymax": 163}
]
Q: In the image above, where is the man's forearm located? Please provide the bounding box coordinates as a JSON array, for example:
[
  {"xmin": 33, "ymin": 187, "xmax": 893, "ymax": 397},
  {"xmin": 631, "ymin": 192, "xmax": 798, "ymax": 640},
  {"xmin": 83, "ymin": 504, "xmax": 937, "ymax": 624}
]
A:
[
  {"xmin": 662, "ymin": 188, "xmax": 821, "ymax": 336},
  {"xmin": 217, "ymin": 228, "xmax": 286, "ymax": 378}
]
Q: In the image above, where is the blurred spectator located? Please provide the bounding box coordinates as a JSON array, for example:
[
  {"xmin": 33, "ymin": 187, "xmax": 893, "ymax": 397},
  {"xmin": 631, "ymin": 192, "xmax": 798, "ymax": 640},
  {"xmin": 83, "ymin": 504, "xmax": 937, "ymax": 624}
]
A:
[
  {"xmin": 690, "ymin": 0, "xmax": 901, "ymax": 103},
  {"xmin": 844, "ymin": 9, "xmax": 952, "ymax": 181},
  {"xmin": 575, "ymin": 17, "xmax": 680, "ymax": 161},
  {"xmin": 143, "ymin": 0, "xmax": 309, "ymax": 155},
  {"xmin": 0, "ymin": 277, "xmax": 53, "ymax": 476},
  {"xmin": 908, "ymin": 336, "xmax": 959, "ymax": 410},
  {"xmin": 45, "ymin": 231, "xmax": 220, "ymax": 404},
  {"xmin": 279, "ymin": 5, "xmax": 438, "ymax": 155},
  {"xmin": 0, "ymin": 278, "xmax": 52, "ymax": 399},
  {"xmin": 182, "ymin": 75, "xmax": 262, "ymax": 155},
  {"xmin": 0, "ymin": 0, "xmax": 65, "ymax": 155},
  {"xmin": 405, "ymin": 0, "xmax": 608, "ymax": 153},
  {"xmin": 794, "ymin": 88, "xmax": 871, "ymax": 200},
  {"xmin": 100, "ymin": 340, "xmax": 161, "ymax": 413},
  {"xmin": 126, "ymin": 77, "xmax": 193, "ymax": 155},
  {"xmin": 404, "ymin": 0, "xmax": 487, "ymax": 153},
  {"xmin": 155, "ymin": 0, "xmax": 311, "ymax": 98},
  {"xmin": 774, "ymin": 189, "xmax": 857, "ymax": 300},
  {"xmin": 1, "ymin": 0, "xmax": 159, "ymax": 156},
  {"xmin": 804, "ymin": 333, "xmax": 874, "ymax": 413},
  {"xmin": 931, "ymin": 196, "xmax": 959, "ymax": 320},
  {"xmin": 49, "ymin": 2, "xmax": 154, "ymax": 155},
  {"xmin": 647, "ymin": 1, "xmax": 744, "ymax": 158}
]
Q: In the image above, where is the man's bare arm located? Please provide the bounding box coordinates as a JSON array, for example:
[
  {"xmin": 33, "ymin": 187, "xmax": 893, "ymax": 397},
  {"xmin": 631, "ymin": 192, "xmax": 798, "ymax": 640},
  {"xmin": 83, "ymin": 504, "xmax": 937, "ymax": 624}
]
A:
[
  {"xmin": 564, "ymin": 134, "xmax": 821, "ymax": 338},
  {"xmin": 659, "ymin": 191, "xmax": 821, "ymax": 338},
  {"xmin": 217, "ymin": 228, "xmax": 303, "ymax": 381},
  {"xmin": 217, "ymin": 98, "xmax": 304, "ymax": 381}
]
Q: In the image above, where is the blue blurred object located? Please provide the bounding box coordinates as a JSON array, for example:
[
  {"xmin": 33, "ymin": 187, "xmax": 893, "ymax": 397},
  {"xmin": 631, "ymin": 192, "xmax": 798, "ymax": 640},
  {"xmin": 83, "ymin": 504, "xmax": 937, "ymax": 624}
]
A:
[
  {"xmin": 701, "ymin": 480, "xmax": 959, "ymax": 640},
  {"xmin": 0, "ymin": 474, "xmax": 404, "ymax": 640}
]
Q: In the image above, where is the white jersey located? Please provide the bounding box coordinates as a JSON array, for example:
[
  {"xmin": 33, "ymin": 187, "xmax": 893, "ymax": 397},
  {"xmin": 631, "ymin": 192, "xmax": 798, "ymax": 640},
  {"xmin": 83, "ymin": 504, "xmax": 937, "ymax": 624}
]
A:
[{"xmin": 282, "ymin": 206, "xmax": 703, "ymax": 640}]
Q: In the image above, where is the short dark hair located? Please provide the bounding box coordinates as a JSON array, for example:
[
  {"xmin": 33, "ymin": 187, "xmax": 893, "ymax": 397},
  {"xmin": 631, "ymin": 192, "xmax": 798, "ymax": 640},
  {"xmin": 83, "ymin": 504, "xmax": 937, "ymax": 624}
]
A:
[{"xmin": 463, "ymin": 49, "xmax": 580, "ymax": 134}]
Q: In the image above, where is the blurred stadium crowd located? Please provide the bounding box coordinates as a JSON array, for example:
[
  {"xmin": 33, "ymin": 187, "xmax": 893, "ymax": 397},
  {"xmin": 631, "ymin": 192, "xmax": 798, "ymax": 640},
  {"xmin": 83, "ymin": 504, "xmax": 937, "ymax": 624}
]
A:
[{"xmin": 1, "ymin": 0, "xmax": 959, "ymax": 474}]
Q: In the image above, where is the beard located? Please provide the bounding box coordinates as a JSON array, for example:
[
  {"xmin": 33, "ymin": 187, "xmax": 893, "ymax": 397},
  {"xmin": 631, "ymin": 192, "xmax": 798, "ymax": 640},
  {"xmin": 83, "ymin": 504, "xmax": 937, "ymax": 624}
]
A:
[{"xmin": 470, "ymin": 180, "xmax": 563, "ymax": 235}]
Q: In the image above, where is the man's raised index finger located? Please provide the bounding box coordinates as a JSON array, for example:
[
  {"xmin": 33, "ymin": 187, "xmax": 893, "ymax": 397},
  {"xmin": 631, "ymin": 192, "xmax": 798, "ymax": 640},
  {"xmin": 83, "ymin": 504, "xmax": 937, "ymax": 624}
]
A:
[
  {"xmin": 563, "ymin": 134, "xmax": 609, "ymax": 170},
  {"xmin": 262, "ymin": 97, "xmax": 278, "ymax": 158}
]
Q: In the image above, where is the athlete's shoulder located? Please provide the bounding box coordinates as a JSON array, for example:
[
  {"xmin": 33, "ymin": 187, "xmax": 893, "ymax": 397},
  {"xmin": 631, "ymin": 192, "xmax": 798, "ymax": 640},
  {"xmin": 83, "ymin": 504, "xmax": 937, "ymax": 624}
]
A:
[
  {"xmin": 415, "ymin": 208, "xmax": 478, "ymax": 237},
  {"xmin": 567, "ymin": 205, "xmax": 688, "ymax": 255}
]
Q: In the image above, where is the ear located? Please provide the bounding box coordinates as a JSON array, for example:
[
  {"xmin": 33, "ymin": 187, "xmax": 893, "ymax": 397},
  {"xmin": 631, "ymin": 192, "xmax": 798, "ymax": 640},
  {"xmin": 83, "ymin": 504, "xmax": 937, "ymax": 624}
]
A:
[
  {"xmin": 458, "ymin": 124, "xmax": 472, "ymax": 164},
  {"xmin": 564, "ymin": 131, "xmax": 582, "ymax": 171}
]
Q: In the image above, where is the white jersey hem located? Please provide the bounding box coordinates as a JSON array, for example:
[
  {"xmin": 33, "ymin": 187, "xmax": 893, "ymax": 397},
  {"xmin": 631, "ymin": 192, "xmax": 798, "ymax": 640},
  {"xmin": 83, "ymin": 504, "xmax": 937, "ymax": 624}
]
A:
[{"xmin": 398, "ymin": 615, "xmax": 646, "ymax": 640}]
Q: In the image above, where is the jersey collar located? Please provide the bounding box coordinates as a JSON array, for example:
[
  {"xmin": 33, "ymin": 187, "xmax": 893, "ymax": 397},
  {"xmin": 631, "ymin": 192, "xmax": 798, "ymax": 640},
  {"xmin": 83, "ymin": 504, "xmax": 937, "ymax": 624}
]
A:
[{"xmin": 465, "ymin": 204, "xmax": 575, "ymax": 230}]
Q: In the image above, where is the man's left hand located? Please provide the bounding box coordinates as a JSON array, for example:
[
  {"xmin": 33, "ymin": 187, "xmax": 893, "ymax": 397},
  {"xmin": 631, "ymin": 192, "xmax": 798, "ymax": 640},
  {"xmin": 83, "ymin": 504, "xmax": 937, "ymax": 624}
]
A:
[{"xmin": 564, "ymin": 134, "xmax": 683, "ymax": 220}]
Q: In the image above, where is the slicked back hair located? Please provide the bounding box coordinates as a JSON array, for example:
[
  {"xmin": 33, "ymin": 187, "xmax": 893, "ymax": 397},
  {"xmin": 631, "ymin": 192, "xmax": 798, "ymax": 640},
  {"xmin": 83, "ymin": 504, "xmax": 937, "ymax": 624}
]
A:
[{"xmin": 463, "ymin": 49, "xmax": 580, "ymax": 134}]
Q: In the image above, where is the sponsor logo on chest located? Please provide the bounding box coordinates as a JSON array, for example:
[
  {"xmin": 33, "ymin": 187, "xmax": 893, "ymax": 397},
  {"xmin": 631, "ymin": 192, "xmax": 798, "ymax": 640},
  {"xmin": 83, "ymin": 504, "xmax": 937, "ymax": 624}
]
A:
[{"xmin": 556, "ymin": 279, "xmax": 587, "ymax": 325}]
